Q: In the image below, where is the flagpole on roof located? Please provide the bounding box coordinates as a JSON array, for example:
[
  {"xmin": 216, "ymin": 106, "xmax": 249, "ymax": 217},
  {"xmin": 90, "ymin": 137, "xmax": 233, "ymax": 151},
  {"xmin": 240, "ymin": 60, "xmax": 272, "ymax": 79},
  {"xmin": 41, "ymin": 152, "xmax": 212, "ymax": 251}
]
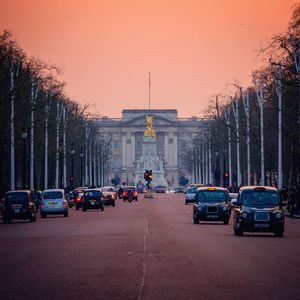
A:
[{"xmin": 148, "ymin": 72, "xmax": 151, "ymax": 110}]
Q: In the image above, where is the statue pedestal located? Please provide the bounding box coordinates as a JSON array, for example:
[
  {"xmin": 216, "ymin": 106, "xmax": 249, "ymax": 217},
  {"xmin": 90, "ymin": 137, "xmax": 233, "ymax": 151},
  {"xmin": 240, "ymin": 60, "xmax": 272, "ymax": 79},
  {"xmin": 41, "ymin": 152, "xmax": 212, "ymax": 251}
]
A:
[{"xmin": 134, "ymin": 136, "xmax": 167, "ymax": 187}]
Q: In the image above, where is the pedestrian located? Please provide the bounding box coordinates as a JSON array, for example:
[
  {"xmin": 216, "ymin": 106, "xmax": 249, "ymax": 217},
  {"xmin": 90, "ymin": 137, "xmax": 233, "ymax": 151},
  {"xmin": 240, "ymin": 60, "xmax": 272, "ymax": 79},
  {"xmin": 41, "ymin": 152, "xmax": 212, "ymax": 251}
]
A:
[{"xmin": 288, "ymin": 187, "xmax": 296, "ymax": 217}]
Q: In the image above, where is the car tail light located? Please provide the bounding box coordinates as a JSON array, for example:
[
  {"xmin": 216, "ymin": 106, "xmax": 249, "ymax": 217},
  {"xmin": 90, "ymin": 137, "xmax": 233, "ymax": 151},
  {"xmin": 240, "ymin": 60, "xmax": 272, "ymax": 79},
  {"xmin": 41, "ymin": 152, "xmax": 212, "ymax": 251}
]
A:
[
  {"xmin": 41, "ymin": 203, "xmax": 44, "ymax": 209},
  {"xmin": 63, "ymin": 201, "xmax": 68, "ymax": 207},
  {"xmin": 123, "ymin": 192, "xmax": 127, "ymax": 196},
  {"xmin": 133, "ymin": 192, "xmax": 138, "ymax": 196},
  {"xmin": 28, "ymin": 202, "xmax": 34, "ymax": 208},
  {"xmin": 76, "ymin": 197, "xmax": 81, "ymax": 202}
]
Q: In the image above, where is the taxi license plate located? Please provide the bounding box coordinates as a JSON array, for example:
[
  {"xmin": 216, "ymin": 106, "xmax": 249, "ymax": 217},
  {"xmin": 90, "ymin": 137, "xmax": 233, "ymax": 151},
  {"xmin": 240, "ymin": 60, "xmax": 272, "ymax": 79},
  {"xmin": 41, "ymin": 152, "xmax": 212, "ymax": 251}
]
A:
[
  {"xmin": 14, "ymin": 209, "xmax": 20, "ymax": 213},
  {"xmin": 254, "ymin": 223, "xmax": 270, "ymax": 228},
  {"xmin": 207, "ymin": 215, "xmax": 218, "ymax": 218},
  {"xmin": 90, "ymin": 200, "xmax": 96, "ymax": 205}
]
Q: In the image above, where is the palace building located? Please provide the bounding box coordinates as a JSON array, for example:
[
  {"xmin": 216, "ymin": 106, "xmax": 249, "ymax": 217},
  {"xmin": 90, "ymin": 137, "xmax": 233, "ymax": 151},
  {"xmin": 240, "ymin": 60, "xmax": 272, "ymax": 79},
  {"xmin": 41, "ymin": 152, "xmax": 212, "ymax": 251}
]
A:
[{"xmin": 94, "ymin": 109, "xmax": 208, "ymax": 185}]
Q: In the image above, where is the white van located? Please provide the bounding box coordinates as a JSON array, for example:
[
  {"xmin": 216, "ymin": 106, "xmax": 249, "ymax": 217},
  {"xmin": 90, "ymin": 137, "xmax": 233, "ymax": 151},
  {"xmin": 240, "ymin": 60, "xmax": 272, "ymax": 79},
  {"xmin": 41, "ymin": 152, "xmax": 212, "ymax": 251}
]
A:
[{"xmin": 41, "ymin": 189, "xmax": 68, "ymax": 218}]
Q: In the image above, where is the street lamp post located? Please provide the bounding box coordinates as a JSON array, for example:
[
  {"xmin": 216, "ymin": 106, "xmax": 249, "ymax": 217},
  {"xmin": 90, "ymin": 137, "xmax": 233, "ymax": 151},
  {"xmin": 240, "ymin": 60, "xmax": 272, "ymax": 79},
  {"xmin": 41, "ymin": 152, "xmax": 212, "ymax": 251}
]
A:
[
  {"xmin": 80, "ymin": 147, "xmax": 84, "ymax": 187},
  {"xmin": 71, "ymin": 143, "xmax": 75, "ymax": 189},
  {"xmin": 22, "ymin": 132, "xmax": 27, "ymax": 189}
]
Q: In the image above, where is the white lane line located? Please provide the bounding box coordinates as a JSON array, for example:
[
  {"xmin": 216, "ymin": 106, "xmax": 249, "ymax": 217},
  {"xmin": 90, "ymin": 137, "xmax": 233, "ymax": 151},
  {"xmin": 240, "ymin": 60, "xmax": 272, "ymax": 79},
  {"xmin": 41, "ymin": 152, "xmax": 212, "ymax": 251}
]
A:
[{"xmin": 137, "ymin": 216, "xmax": 149, "ymax": 300}]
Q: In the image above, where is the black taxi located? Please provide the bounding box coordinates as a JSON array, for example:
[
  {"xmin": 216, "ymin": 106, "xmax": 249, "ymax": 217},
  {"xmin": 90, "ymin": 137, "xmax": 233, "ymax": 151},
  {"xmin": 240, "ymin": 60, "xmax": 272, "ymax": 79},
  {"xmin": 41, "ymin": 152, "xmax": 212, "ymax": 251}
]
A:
[
  {"xmin": 232, "ymin": 186, "xmax": 284, "ymax": 237},
  {"xmin": 193, "ymin": 187, "xmax": 231, "ymax": 224},
  {"xmin": 2, "ymin": 190, "xmax": 37, "ymax": 223}
]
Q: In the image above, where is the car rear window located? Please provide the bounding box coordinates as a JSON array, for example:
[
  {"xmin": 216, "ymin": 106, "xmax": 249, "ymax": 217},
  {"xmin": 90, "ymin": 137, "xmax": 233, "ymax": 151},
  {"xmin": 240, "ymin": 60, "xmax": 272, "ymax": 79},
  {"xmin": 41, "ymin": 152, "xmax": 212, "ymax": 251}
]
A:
[
  {"xmin": 197, "ymin": 190, "xmax": 227, "ymax": 202},
  {"xmin": 125, "ymin": 187, "xmax": 136, "ymax": 192},
  {"xmin": 43, "ymin": 191, "xmax": 63, "ymax": 199},
  {"xmin": 85, "ymin": 191, "xmax": 101, "ymax": 197},
  {"xmin": 5, "ymin": 192, "xmax": 29, "ymax": 202}
]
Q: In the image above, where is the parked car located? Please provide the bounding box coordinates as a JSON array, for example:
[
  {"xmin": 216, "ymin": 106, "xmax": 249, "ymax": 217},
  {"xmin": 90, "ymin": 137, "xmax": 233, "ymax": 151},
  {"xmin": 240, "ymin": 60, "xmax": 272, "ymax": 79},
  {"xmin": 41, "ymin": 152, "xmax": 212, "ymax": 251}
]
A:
[
  {"xmin": 185, "ymin": 186, "xmax": 197, "ymax": 204},
  {"xmin": 2, "ymin": 190, "xmax": 36, "ymax": 223},
  {"xmin": 193, "ymin": 187, "xmax": 231, "ymax": 224},
  {"xmin": 40, "ymin": 189, "xmax": 68, "ymax": 218},
  {"xmin": 155, "ymin": 185, "xmax": 167, "ymax": 193},
  {"xmin": 123, "ymin": 186, "xmax": 138, "ymax": 201},
  {"xmin": 232, "ymin": 186, "xmax": 285, "ymax": 237},
  {"xmin": 102, "ymin": 186, "xmax": 117, "ymax": 207},
  {"xmin": 175, "ymin": 186, "xmax": 185, "ymax": 193},
  {"xmin": 82, "ymin": 189, "xmax": 104, "ymax": 211},
  {"xmin": 74, "ymin": 191, "xmax": 84, "ymax": 210}
]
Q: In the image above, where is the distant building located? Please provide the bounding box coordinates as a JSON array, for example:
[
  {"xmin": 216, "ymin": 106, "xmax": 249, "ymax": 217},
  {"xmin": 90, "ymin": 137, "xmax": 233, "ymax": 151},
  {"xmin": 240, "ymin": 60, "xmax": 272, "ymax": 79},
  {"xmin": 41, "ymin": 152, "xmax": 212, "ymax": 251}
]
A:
[{"xmin": 94, "ymin": 109, "xmax": 208, "ymax": 185}]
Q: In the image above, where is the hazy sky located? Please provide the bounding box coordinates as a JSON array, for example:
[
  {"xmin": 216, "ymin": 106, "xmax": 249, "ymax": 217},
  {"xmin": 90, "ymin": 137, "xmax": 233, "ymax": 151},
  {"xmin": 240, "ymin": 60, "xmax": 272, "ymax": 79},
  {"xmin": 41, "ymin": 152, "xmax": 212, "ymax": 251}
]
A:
[{"xmin": 0, "ymin": 0, "xmax": 297, "ymax": 117}]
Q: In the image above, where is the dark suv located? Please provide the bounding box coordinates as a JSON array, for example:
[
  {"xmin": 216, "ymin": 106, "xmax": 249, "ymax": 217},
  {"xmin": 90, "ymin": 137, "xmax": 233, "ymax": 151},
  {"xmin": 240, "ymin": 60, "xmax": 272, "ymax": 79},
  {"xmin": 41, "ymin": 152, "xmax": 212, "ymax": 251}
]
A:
[
  {"xmin": 82, "ymin": 189, "xmax": 104, "ymax": 211},
  {"xmin": 2, "ymin": 190, "xmax": 37, "ymax": 223},
  {"xmin": 232, "ymin": 186, "xmax": 284, "ymax": 237},
  {"xmin": 193, "ymin": 187, "xmax": 231, "ymax": 224}
]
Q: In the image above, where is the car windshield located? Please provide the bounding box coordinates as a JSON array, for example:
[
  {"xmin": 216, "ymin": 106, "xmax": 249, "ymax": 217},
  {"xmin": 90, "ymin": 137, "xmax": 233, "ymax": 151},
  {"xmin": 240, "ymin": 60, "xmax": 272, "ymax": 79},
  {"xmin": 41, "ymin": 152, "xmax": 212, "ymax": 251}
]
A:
[
  {"xmin": 6, "ymin": 192, "xmax": 28, "ymax": 202},
  {"xmin": 241, "ymin": 190, "xmax": 279, "ymax": 206},
  {"xmin": 43, "ymin": 191, "xmax": 63, "ymax": 199},
  {"xmin": 85, "ymin": 190, "xmax": 101, "ymax": 197},
  {"xmin": 197, "ymin": 190, "xmax": 227, "ymax": 203},
  {"xmin": 187, "ymin": 187, "xmax": 197, "ymax": 193}
]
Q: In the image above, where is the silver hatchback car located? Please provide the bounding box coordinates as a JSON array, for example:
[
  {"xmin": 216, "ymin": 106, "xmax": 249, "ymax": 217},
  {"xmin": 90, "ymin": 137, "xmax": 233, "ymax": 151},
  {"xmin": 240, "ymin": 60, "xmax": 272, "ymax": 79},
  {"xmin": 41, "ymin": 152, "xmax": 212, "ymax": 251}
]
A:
[{"xmin": 40, "ymin": 189, "xmax": 68, "ymax": 218}]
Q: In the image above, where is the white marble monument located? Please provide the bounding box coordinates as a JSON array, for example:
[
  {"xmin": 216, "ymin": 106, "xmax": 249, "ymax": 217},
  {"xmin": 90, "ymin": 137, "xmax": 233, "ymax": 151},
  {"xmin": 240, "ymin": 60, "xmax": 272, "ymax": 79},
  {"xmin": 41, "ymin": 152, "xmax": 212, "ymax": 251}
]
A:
[{"xmin": 134, "ymin": 115, "xmax": 168, "ymax": 187}]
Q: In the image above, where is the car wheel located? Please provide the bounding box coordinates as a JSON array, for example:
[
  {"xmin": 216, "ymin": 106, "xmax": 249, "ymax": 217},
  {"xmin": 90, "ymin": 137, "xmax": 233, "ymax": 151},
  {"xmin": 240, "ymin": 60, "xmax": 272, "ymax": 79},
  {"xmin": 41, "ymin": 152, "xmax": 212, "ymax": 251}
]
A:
[
  {"xmin": 41, "ymin": 213, "xmax": 46, "ymax": 218},
  {"xmin": 112, "ymin": 202, "xmax": 115, "ymax": 207},
  {"xmin": 83, "ymin": 208, "xmax": 86, "ymax": 212},
  {"xmin": 76, "ymin": 206, "xmax": 79, "ymax": 210},
  {"xmin": 193, "ymin": 213, "xmax": 200, "ymax": 224},
  {"xmin": 185, "ymin": 200, "xmax": 188, "ymax": 205},
  {"xmin": 101, "ymin": 206, "xmax": 104, "ymax": 211},
  {"xmin": 223, "ymin": 218, "xmax": 229, "ymax": 225},
  {"xmin": 274, "ymin": 230, "xmax": 284, "ymax": 237},
  {"xmin": 64, "ymin": 213, "xmax": 68, "ymax": 217},
  {"xmin": 235, "ymin": 225, "xmax": 244, "ymax": 236},
  {"xmin": 3, "ymin": 217, "xmax": 7, "ymax": 224},
  {"xmin": 7, "ymin": 218, "xmax": 11, "ymax": 224}
]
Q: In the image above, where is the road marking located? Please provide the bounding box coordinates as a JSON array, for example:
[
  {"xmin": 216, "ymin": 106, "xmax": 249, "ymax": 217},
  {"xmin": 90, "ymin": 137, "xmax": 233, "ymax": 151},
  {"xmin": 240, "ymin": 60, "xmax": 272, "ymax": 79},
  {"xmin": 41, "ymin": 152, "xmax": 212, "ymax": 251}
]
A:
[{"xmin": 137, "ymin": 216, "xmax": 149, "ymax": 300}]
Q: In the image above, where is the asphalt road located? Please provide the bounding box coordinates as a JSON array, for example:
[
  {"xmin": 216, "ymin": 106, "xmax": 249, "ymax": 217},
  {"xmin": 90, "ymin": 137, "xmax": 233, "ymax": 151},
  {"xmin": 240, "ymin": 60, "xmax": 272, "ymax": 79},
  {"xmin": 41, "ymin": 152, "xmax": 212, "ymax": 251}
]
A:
[{"xmin": 1, "ymin": 193, "xmax": 300, "ymax": 300}]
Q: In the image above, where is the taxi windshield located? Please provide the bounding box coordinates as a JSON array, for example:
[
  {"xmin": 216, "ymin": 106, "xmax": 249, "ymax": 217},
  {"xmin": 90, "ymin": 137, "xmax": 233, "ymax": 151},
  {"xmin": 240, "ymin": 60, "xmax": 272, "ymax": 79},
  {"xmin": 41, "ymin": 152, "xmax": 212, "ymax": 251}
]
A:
[
  {"xmin": 241, "ymin": 190, "xmax": 279, "ymax": 206},
  {"xmin": 197, "ymin": 190, "xmax": 227, "ymax": 203}
]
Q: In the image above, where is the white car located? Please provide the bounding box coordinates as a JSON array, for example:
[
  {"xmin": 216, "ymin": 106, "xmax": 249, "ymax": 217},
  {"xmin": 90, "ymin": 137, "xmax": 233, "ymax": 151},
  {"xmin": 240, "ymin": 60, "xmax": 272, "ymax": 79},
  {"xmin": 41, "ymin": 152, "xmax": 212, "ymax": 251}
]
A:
[
  {"xmin": 40, "ymin": 189, "xmax": 68, "ymax": 218},
  {"xmin": 185, "ymin": 186, "xmax": 197, "ymax": 204}
]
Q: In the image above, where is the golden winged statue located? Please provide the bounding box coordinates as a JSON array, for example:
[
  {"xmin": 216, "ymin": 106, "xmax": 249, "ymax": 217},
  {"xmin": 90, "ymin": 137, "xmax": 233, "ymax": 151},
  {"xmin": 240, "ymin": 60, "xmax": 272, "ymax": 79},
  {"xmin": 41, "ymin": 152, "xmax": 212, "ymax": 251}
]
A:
[{"xmin": 144, "ymin": 115, "xmax": 156, "ymax": 139}]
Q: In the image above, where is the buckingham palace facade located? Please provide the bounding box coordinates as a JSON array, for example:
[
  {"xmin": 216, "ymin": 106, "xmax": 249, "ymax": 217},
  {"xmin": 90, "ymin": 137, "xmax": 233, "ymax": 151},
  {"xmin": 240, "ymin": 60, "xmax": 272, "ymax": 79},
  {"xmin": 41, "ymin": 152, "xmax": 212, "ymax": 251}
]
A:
[{"xmin": 95, "ymin": 109, "xmax": 208, "ymax": 185}]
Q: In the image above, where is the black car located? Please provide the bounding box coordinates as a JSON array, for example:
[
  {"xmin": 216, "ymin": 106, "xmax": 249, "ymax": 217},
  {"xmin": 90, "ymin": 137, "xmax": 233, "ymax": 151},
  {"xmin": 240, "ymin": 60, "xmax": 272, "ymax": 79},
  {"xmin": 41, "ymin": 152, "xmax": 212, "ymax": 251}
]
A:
[
  {"xmin": 193, "ymin": 187, "xmax": 231, "ymax": 224},
  {"xmin": 232, "ymin": 186, "xmax": 284, "ymax": 237},
  {"xmin": 82, "ymin": 189, "xmax": 104, "ymax": 211},
  {"xmin": 2, "ymin": 190, "xmax": 37, "ymax": 223}
]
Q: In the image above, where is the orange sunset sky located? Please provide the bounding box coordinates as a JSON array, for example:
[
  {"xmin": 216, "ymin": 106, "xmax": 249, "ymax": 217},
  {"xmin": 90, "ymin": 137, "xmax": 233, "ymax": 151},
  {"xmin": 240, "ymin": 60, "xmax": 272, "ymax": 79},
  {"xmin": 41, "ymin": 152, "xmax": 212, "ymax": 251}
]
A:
[{"xmin": 0, "ymin": 0, "xmax": 297, "ymax": 117}]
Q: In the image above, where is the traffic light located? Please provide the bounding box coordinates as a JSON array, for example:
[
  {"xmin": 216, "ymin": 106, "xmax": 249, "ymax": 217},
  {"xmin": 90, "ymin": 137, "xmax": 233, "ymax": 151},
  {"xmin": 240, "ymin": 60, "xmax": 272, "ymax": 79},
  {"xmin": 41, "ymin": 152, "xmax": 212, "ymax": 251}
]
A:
[
  {"xmin": 144, "ymin": 170, "xmax": 149, "ymax": 181},
  {"xmin": 144, "ymin": 170, "xmax": 152, "ymax": 182},
  {"xmin": 149, "ymin": 170, "xmax": 152, "ymax": 181}
]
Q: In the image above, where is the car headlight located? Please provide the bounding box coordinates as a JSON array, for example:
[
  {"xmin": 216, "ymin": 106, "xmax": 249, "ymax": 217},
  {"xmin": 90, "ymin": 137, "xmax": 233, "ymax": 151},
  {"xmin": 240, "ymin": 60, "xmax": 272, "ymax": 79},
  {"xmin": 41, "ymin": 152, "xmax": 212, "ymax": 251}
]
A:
[
  {"xmin": 241, "ymin": 212, "xmax": 248, "ymax": 218},
  {"xmin": 222, "ymin": 206, "xmax": 228, "ymax": 211},
  {"xmin": 276, "ymin": 212, "xmax": 282, "ymax": 219},
  {"xmin": 198, "ymin": 206, "xmax": 202, "ymax": 211}
]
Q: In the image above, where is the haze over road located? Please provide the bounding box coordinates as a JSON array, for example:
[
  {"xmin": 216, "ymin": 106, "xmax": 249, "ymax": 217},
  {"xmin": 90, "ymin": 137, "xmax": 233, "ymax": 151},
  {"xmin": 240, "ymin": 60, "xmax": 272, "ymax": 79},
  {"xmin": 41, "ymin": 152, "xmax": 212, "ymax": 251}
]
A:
[{"xmin": 1, "ymin": 194, "xmax": 300, "ymax": 300}]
